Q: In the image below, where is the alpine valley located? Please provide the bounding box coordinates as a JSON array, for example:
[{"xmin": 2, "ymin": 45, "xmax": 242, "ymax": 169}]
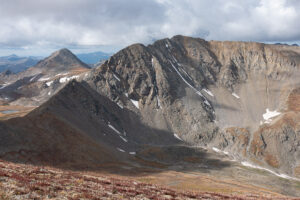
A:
[{"xmin": 1, "ymin": 35, "xmax": 300, "ymax": 199}]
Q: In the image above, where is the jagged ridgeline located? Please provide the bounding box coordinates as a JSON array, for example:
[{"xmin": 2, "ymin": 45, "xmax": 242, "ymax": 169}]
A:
[{"xmin": 1, "ymin": 35, "xmax": 300, "ymax": 179}]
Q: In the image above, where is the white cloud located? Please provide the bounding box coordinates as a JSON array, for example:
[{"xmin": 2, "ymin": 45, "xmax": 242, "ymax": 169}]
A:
[{"xmin": 0, "ymin": 0, "xmax": 299, "ymax": 55}]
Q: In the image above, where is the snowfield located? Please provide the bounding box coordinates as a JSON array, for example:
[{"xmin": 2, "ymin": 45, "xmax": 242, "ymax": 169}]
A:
[{"xmin": 262, "ymin": 109, "xmax": 281, "ymax": 124}]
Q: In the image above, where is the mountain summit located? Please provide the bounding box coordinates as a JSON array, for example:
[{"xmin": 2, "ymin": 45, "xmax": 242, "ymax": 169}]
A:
[{"xmin": 34, "ymin": 48, "xmax": 90, "ymax": 73}]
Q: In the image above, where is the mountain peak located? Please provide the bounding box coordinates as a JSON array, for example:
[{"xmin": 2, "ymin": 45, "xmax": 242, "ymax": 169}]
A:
[
  {"xmin": 34, "ymin": 48, "xmax": 90, "ymax": 72},
  {"xmin": 50, "ymin": 48, "xmax": 75, "ymax": 58},
  {"xmin": 58, "ymin": 48, "xmax": 73, "ymax": 54},
  {"xmin": 8, "ymin": 54, "xmax": 18, "ymax": 57}
]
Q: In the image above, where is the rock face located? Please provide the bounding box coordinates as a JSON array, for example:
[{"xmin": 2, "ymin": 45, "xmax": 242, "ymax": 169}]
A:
[
  {"xmin": 82, "ymin": 35, "xmax": 300, "ymax": 176},
  {"xmin": 1, "ymin": 35, "xmax": 300, "ymax": 178}
]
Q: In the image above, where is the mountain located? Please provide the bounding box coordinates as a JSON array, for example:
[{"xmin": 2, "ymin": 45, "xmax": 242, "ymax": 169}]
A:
[
  {"xmin": 0, "ymin": 79, "xmax": 179, "ymax": 167},
  {"xmin": 0, "ymin": 54, "xmax": 41, "ymax": 73},
  {"xmin": 1, "ymin": 36, "xmax": 300, "ymax": 198},
  {"xmin": 81, "ymin": 35, "xmax": 300, "ymax": 178},
  {"xmin": 76, "ymin": 51, "xmax": 111, "ymax": 65},
  {"xmin": 0, "ymin": 48, "xmax": 90, "ymax": 106},
  {"xmin": 32, "ymin": 48, "xmax": 90, "ymax": 73},
  {"xmin": 274, "ymin": 42, "xmax": 299, "ymax": 47}
]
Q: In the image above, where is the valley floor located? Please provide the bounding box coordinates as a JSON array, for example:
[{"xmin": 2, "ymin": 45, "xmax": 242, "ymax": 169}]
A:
[{"xmin": 0, "ymin": 159, "xmax": 297, "ymax": 200}]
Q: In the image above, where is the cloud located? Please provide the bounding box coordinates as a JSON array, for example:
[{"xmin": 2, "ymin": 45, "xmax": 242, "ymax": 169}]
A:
[
  {"xmin": 0, "ymin": 0, "xmax": 166, "ymax": 48},
  {"xmin": 0, "ymin": 0, "xmax": 299, "ymax": 55},
  {"xmin": 157, "ymin": 0, "xmax": 300, "ymax": 42}
]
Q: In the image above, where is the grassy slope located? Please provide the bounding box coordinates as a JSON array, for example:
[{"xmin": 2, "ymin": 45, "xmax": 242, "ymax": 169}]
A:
[{"xmin": 0, "ymin": 159, "xmax": 294, "ymax": 200}]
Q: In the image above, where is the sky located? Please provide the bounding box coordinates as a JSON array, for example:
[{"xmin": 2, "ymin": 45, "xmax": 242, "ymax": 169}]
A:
[{"xmin": 0, "ymin": 0, "xmax": 300, "ymax": 56}]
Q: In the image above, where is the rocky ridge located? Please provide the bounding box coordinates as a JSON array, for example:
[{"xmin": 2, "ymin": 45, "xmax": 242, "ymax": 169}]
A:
[{"xmin": 81, "ymin": 35, "xmax": 300, "ymax": 177}]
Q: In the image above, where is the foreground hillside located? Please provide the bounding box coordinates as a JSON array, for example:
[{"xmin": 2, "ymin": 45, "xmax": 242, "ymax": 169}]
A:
[{"xmin": 0, "ymin": 159, "xmax": 293, "ymax": 200}]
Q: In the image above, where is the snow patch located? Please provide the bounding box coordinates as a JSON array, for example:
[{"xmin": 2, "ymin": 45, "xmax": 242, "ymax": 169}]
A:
[
  {"xmin": 117, "ymin": 102, "xmax": 123, "ymax": 109},
  {"xmin": 212, "ymin": 147, "xmax": 229, "ymax": 155},
  {"xmin": 241, "ymin": 161, "xmax": 300, "ymax": 181},
  {"xmin": 232, "ymin": 93, "xmax": 240, "ymax": 99},
  {"xmin": 46, "ymin": 81, "xmax": 53, "ymax": 87},
  {"xmin": 203, "ymin": 89, "xmax": 214, "ymax": 97},
  {"xmin": 171, "ymin": 55, "xmax": 178, "ymax": 63},
  {"xmin": 59, "ymin": 75, "xmax": 79, "ymax": 83},
  {"xmin": 55, "ymin": 73, "xmax": 69, "ymax": 77},
  {"xmin": 113, "ymin": 74, "xmax": 120, "ymax": 82},
  {"xmin": 263, "ymin": 109, "xmax": 281, "ymax": 120},
  {"xmin": 165, "ymin": 44, "xmax": 169, "ymax": 48},
  {"xmin": 129, "ymin": 152, "xmax": 136, "ymax": 155},
  {"xmin": 212, "ymin": 147, "xmax": 221, "ymax": 153},
  {"xmin": 196, "ymin": 91, "xmax": 204, "ymax": 97},
  {"xmin": 38, "ymin": 77, "xmax": 50, "ymax": 81},
  {"xmin": 204, "ymin": 100, "xmax": 211, "ymax": 107},
  {"xmin": 48, "ymin": 91, "xmax": 51, "ymax": 95},
  {"xmin": 120, "ymin": 136, "xmax": 128, "ymax": 143},
  {"xmin": 168, "ymin": 60, "xmax": 212, "ymax": 108},
  {"xmin": 59, "ymin": 77, "xmax": 68, "ymax": 83},
  {"xmin": 169, "ymin": 61, "xmax": 203, "ymax": 98},
  {"xmin": 30, "ymin": 75, "xmax": 37, "ymax": 82},
  {"xmin": 130, "ymin": 99, "xmax": 139, "ymax": 109},
  {"xmin": 117, "ymin": 148, "xmax": 125, "ymax": 153},
  {"xmin": 180, "ymin": 67, "xmax": 193, "ymax": 81},
  {"xmin": 0, "ymin": 82, "xmax": 13, "ymax": 89},
  {"xmin": 174, "ymin": 133, "xmax": 183, "ymax": 141},
  {"xmin": 151, "ymin": 58, "xmax": 154, "ymax": 67},
  {"xmin": 157, "ymin": 96, "xmax": 161, "ymax": 109},
  {"xmin": 125, "ymin": 93, "xmax": 128, "ymax": 97},
  {"xmin": 108, "ymin": 123, "xmax": 121, "ymax": 135},
  {"xmin": 262, "ymin": 109, "xmax": 281, "ymax": 124}
]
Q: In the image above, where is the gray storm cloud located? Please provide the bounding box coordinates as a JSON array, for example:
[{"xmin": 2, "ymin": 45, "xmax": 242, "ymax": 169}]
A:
[{"xmin": 0, "ymin": 0, "xmax": 300, "ymax": 53}]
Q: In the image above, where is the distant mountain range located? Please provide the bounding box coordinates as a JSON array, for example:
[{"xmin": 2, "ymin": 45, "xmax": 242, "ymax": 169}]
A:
[
  {"xmin": 76, "ymin": 51, "xmax": 111, "ymax": 65},
  {"xmin": 274, "ymin": 42, "xmax": 299, "ymax": 46},
  {"xmin": 0, "ymin": 55, "xmax": 41, "ymax": 73},
  {"xmin": 0, "ymin": 51, "xmax": 111, "ymax": 73}
]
